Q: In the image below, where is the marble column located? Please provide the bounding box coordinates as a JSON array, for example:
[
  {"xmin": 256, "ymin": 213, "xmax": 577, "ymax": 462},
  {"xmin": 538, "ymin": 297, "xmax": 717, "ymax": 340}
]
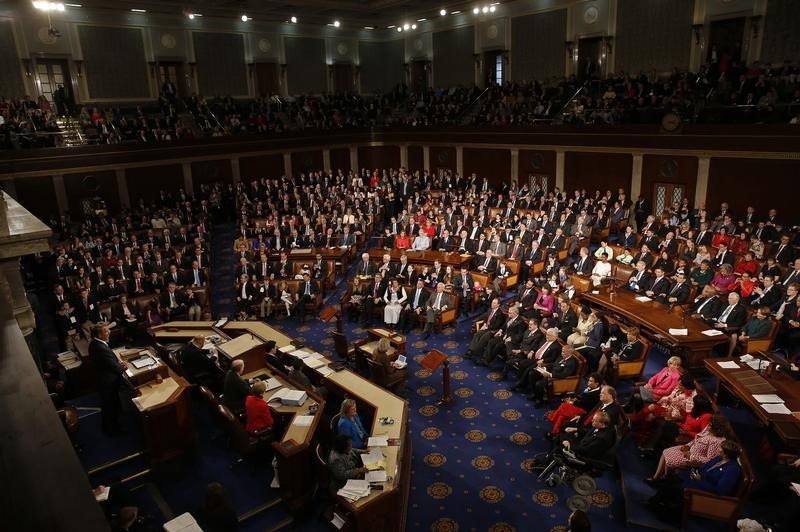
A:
[
  {"xmin": 181, "ymin": 162, "xmax": 194, "ymax": 195},
  {"xmin": 695, "ymin": 157, "xmax": 710, "ymax": 207},
  {"xmin": 555, "ymin": 150, "xmax": 566, "ymax": 191}
]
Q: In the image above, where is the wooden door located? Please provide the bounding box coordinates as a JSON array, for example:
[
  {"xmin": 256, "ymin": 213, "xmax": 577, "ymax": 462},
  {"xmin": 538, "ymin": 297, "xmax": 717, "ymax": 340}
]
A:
[
  {"xmin": 157, "ymin": 61, "xmax": 184, "ymax": 97},
  {"xmin": 708, "ymin": 17, "xmax": 745, "ymax": 64},
  {"xmin": 578, "ymin": 37, "xmax": 602, "ymax": 81},
  {"xmin": 332, "ymin": 64, "xmax": 354, "ymax": 94},
  {"xmin": 35, "ymin": 59, "xmax": 71, "ymax": 114},
  {"xmin": 653, "ymin": 182, "xmax": 686, "ymax": 218},
  {"xmin": 254, "ymin": 62, "xmax": 279, "ymax": 97}
]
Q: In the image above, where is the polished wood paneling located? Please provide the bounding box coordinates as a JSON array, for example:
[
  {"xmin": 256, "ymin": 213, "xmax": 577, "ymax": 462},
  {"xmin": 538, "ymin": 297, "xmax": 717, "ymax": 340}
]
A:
[
  {"xmin": 126, "ymin": 164, "xmax": 183, "ymax": 205},
  {"xmin": 518, "ymin": 149, "xmax": 556, "ymax": 185},
  {"xmin": 358, "ymin": 145, "xmax": 400, "ymax": 171},
  {"xmin": 429, "ymin": 146, "xmax": 456, "ymax": 173},
  {"xmin": 291, "ymin": 150, "xmax": 324, "ymax": 175},
  {"xmin": 329, "ymin": 148, "xmax": 351, "ymax": 173},
  {"xmin": 239, "ymin": 153, "xmax": 285, "ymax": 180},
  {"xmin": 462, "ymin": 148, "xmax": 511, "ymax": 188},
  {"xmin": 13, "ymin": 176, "xmax": 57, "ymax": 220},
  {"xmin": 63, "ymin": 170, "xmax": 120, "ymax": 215},
  {"xmin": 408, "ymin": 145, "xmax": 424, "ymax": 171},
  {"xmin": 191, "ymin": 159, "xmax": 232, "ymax": 192},
  {"xmin": 708, "ymin": 157, "xmax": 800, "ymax": 219},
  {"xmin": 564, "ymin": 152, "xmax": 632, "ymax": 195},
  {"xmin": 641, "ymin": 154, "xmax": 698, "ymax": 208}
]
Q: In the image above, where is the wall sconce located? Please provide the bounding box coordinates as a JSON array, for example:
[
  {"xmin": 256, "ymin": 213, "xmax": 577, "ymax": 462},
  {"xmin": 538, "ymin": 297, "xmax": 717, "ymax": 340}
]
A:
[
  {"xmin": 692, "ymin": 24, "xmax": 704, "ymax": 46},
  {"xmin": 750, "ymin": 16, "xmax": 762, "ymax": 39},
  {"xmin": 22, "ymin": 58, "xmax": 32, "ymax": 77},
  {"xmin": 73, "ymin": 60, "xmax": 83, "ymax": 78}
]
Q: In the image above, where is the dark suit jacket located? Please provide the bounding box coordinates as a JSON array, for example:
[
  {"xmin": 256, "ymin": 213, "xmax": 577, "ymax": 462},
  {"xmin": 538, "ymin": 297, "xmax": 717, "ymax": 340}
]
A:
[
  {"xmin": 556, "ymin": 309, "xmax": 578, "ymax": 338},
  {"xmin": 298, "ymin": 280, "xmax": 320, "ymax": 298},
  {"xmin": 616, "ymin": 340, "xmax": 644, "ymax": 361},
  {"xmin": 649, "ymin": 276, "xmax": 671, "ymax": 297},
  {"xmin": 223, "ymin": 369, "xmax": 251, "ymax": 411},
  {"xmin": 482, "ymin": 308, "xmax": 506, "ymax": 331},
  {"xmin": 665, "ymin": 281, "xmax": 691, "ymax": 304},
  {"xmin": 572, "ymin": 426, "xmax": 616, "ymax": 460},
  {"xmin": 550, "ymin": 355, "xmax": 578, "ymax": 378},
  {"xmin": 692, "ymin": 296, "xmax": 723, "ymax": 320},
  {"xmin": 620, "ymin": 233, "xmax": 638, "ymax": 248},
  {"xmin": 181, "ymin": 342, "xmax": 216, "ymax": 380},
  {"xmin": 752, "ymin": 286, "xmax": 782, "ymax": 311},
  {"xmin": 502, "ymin": 317, "xmax": 528, "ymax": 347},
  {"xmin": 90, "ymin": 338, "xmax": 124, "ymax": 391},
  {"xmin": 716, "ymin": 303, "xmax": 747, "ymax": 329},
  {"xmin": 538, "ymin": 341, "xmax": 562, "ymax": 365},
  {"xmin": 407, "ymin": 287, "xmax": 430, "ymax": 309}
]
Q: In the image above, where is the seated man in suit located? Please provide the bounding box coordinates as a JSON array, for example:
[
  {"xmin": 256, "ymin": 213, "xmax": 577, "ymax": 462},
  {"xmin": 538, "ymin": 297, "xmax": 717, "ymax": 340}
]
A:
[
  {"xmin": 510, "ymin": 327, "xmax": 562, "ymax": 394},
  {"xmin": 222, "ymin": 359, "xmax": 251, "ymax": 413},
  {"xmin": 502, "ymin": 318, "xmax": 545, "ymax": 379},
  {"xmin": 293, "ymin": 272, "xmax": 320, "ymax": 322},
  {"xmin": 400, "ymin": 278, "xmax": 429, "ymax": 333},
  {"xmin": 475, "ymin": 248, "xmax": 498, "ymax": 274},
  {"xmin": 546, "ymin": 372, "xmax": 602, "ymax": 435},
  {"xmin": 464, "ymin": 297, "xmax": 505, "ymax": 359},
  {"xmin": 516, "ymin": 279, "xmax": 538, "ymax": 318},
  {"xmin": 181, "ymin": 334, "xmax": 219, "ymax": 389},
  {"xmin": 690, "ymin": 284, "xmax": 723, "ymax": 321},
  {"xmin": 111, "ymin": 294, "xmax": 139, "ymax": 342},
  {"xmin": 710, "ymin": 291, "xmax": 748, "ymax": 332},
  {"xmin": 663, "ymin": 271, "xmax": 691, "ymax": 305},
  {"xmin": 527, "ymin": 344, "xmax": 579, "ymax": 405},
  {"xmin": 645, "ymin": 267, "xmax": 671, "ymax": 300},
  {"xmin": 625, "ymin": 260, "xmax": 653, "ymax": 294},
  {"xmin": 160, "ymin": 281, "xmax": 189, "ymax": 321},
  {"xmin": 558, "ymin": 410, "xmax": 616, "ymax": 461},
  {"xmin": 422, "ymin": 282, "xmax": 452, "ymax": 339},
  {"xmin": 572, "ymin": 247, "xmax": 594, "ymax": 276},
  {"xmin": 477, "ymin": 305, "xmax": 527, "ymax": 367},
  {"xmin": 553, "ymin": 299, "xmax": 578, "ymax": 341}
]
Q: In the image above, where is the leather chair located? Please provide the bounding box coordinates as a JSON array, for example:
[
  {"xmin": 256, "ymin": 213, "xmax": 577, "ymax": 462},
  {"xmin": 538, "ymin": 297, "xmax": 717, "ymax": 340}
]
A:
[
  {"xmin": 217, "ymin": 404, "xmax": 272, "ymax": 467},
  {"xmin": 331, "ymin": 331, "xmax": 356, "ymax": 367},
  {"xmin": 366, "ymin": 358, "xmax": 407, "ymax": 396}
]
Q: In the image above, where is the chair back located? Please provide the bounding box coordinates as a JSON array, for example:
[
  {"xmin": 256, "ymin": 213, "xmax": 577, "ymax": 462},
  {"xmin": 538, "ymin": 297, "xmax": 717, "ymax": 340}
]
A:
[
  {"xmin": 612, "ymin": 336, "xmax": 651, "ymax": 385},
  {"xmin": 550, "ymin": 351, "xmax": 586, "ymax": 396},
  {"xmin": 366, "ymin": 358, "xmax": 388, "ymax": 386},
  {"xmin": 330, "ymin": 413, "xmax": 341, "ymax": 438},
  {"xmin": 218, "ymin": 404, "xmax": 259, "ymax": 454},
  {"xmin": 331, "ymin": 331, "xmax": 350, "ymax": 359}
]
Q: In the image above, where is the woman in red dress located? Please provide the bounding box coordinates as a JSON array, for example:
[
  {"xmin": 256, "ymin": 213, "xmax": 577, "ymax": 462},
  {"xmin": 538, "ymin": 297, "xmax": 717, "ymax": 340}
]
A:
[
  {"xmin": 711, "ymin": 227, "xmax": 731, "ymax": 248},
  {"xmin": 245, "ymin": 381, "xmax": 274, "ymax": 435},
  {"xmin": 394, "ymin": 230, "xmax": 411, "ymax": 250}
]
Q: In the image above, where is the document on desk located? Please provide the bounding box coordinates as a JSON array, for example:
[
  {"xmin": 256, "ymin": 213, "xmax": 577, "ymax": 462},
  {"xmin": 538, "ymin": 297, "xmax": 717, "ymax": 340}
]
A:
[
  {"xmin": 362, "ymin": 447, "xmax": 387, "ymax": 471},
  {"xmin": 717, "ymin": 361, "xmax": 740, "ymax": 369},
  {"xmin": 791, "ymin": 483, "xmax": 800, "ymax": 497},
  {"xmin": 668, "ymin": 328, "xmax": 689, "ymax": 336},
  {"xmin": 317, "ymin": 365, "xmax": 335, "ymax": 377},
  {"xmin": 306, "ymin": 351, "xmax": 324, "ymax": 360},
  {"xmin": 366, "ymin": 470, "xmax": 388, "ymax": 483},
  {"xmin": 753, "ymin": 394, "xmax": 784, "ymax": 403},
  {"xmin": 761, "ymin": 403, "xmax": 792, "ymax": 415},
  {"xmin": 337, "ymin": 479, "xmax": 370, "ymax": 501},
  {"xmin": 264, "ymin": 377, "xmax": 282, "ymax": 392},
  {"xmin": 290, "ymin": 349, "xmax": 311, "ymax": 359},
  {"xmin": 292, "ymin": 415, "xmax": 314, "ymax": 427},
  {"xmin": 367, "ymin": 436, "xmax": 389, "ymax": 447},
  {"xmin": 303, "ymin": 357, "xmax": 326, "ymax": 369},
  {"xmin": 701, "ymin": 329, "xmax": 724, "ymax": 336},
  {"xmin": 163, "ymin": 512, "xmax": 202, "ymax": 532},
  {"xmin": 635, "ymin": 296, "xmax": 652, "ymax": 302}
]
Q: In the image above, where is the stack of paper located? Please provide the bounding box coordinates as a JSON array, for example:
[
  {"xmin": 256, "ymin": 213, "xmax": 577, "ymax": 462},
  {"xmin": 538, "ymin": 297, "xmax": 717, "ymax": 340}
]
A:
[
  {"xmin": 367, "ymin": 436, "xmax": 389, "ymax": 447},
  {"xmin": 337, "ymin": 479, "xmax": 370, "ymax": 501},
  {"xmin": 366, "ymin": 470, "xmax": 388, "ymax": 483},
  {"xmin": 303, "ymin": 358, "xmax": 326, "ymax": 369},
  {"xmin": 292, "ymin": 415, "xmax": 314, "ymax": 427},
  {"xmin": 761, "ymin": 403, "xmax": 792, "ymax": 415},
  {"xmin": 290, "ymin": 349, "xmax": 311, "ymax": 359},
  {"xmin": 701, "ymin": 329, "xmax": 724, "ymax": 336},
  {"xmin": 753, "ymin": 394, "xmax": 784, "ymax": 403},
  {"xmin": 57, "ymin": 351, "xmax": 82, "ymax": 370},
  {"xmin": 635, "ymin": 296, "xmax": 652, "ymax": 302},
  {"xmin": 264, "ymin": 377, "xmax": 282, "ymax": 391},
  {"xmin": 668, "ymin": 328, "xmax": 689, "ymax": 336},
  {"xmin": 717, "ymin": 361, "xmax": 740, "ymax": 369},
  {"xmin": 318, "ymin": 366, "xmax": 335, "ymax": 377},
  {"xmin": 163, "ymin": 512, "xmax": 203, "ymax": 532},
  {"xmin": 362, "ymin": 447, "xmax": 387, "ymax": 471}
]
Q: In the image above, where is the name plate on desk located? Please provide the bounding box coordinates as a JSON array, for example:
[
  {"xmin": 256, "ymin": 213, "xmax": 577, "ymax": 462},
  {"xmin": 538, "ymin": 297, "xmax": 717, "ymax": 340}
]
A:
[{"xmin": 290, "ymin": 248, "xmax": 313, "ymax": 254}]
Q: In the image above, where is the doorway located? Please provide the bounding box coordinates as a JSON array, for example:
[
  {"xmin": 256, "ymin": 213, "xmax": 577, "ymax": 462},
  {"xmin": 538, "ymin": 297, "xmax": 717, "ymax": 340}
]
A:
[
  {"xmin": 332, "ymin": 64, "xmax": 354, "ymax": 94},
  {"xmin": 35, "ymin": 58, "xmax": 72, "ymax": 115},
  {"xmin": 157, "ymin": 60, "xmax": 184, "ymax": 98},
  {"xmin": 482, "ymin": 50, "xmax": 505, "ymax": 87},
  {"xmin": 254, "ymin": 63, "xmax": 279, "ymax": 97},
  {"xmin": 410, "ymin": 61, "xmax": 429, "ymax": 93},
  {"xmin": 707, "ymin": 17, "xmax": 745, "ymax": 67},
  {"xmin": 653, "ymin": 183, "xmax": 686, "ymax": 218},
  {"xmin": 578, "ymin": 37, "xmax": 602, "ymax": 81}
]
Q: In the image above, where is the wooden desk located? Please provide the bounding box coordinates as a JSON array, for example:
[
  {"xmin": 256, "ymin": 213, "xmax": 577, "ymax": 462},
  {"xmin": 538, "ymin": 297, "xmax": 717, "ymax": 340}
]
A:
[
  {"xmin": 580, "ymin": 288, "xmax": 728, "ymax": 370},
  {"xmin": 150, "ymin": 321, "xmax": 219, "ymax": 342},
  {"xmin": 368, "ymin": 248, "xmax": 472, "ymax": 269},
  {"xmin": 705, "ymin": 356, "xmax": 800, "ymax": 450},
  {"xmin": 283, "ymin": 247, "xmax": 352, "ymax": 274},
  {"xmin": 364, "ymin": 327, "xmax": 406, "ymax": 354},
  {"xmin": 216, "ymin": 333, "xmax": 265, "ymax": 374},
  {"xmin": 131, "ymin": 370, "xmax": 193, "ymax": 463}
]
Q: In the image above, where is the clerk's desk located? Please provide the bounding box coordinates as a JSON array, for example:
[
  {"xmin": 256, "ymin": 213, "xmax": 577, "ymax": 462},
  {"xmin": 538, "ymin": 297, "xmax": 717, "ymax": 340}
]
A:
[
  {"xmin": 580, "ymin": 288, "xmax": 729, "ymax": 371},
  {"xmin": 115, "ymin": 346, "xmax": 193, "ymax": 463},
  {"xmin": 706, "ymin": 354, "xmax": 800, "ymax": 450},
  {"xmin": 151, "ymin": 321, "xmax": 411, "ymax": 531}
]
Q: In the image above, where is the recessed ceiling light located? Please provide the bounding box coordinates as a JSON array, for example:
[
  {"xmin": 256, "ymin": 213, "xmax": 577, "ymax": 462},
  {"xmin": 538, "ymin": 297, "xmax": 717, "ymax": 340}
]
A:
[
  {"xmin": 403, "ymin": 23, "xmax": 410, "ymax": 30},
  {"xmin": 241, "ymin": 14, "xmax": 249, "ymax": 21},
  {"xmin": 473, "ymin": 7, "xmax": 480, "ymax": 14},
  {"xmin": 482, "ymin": 6, "xmax": 489, "ymax": 13},
  {"xmin": 333, "ymin": 20, "xmax": 340, "ymax": 27},
  {"xmin": 290, "ymin": 16, "xmax": 297, "ymax": 23},
  {"xmin": 490, "ymin": 5, "xmax": 496, "ymax": 12},
  {"xmin": 397, "ymin": 27, "xmax": 402, "ymax": 32},
  {"xmin": 364, "ymin": 26, "xmax": 375, "ymax": 29},
  {"xmin": 411, "ymin": 23, "xmax": 417, "ymax": 29},
  {"xmin": 33, "ymin": 1, "xmax": 65, "ymax": 10},
  {"xmin": 131, "ymin": 8, "xmax": 146, "ymax": 13},
  {"xmin": 440, "ymin": 9, "xmax": 447, "ymax": 16}
]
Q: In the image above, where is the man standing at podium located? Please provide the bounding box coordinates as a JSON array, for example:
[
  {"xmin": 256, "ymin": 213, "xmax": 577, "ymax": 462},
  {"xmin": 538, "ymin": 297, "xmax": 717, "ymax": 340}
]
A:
[{"xmin": 90, "ymin": 323, "xmax": 127, "ymax": 436}]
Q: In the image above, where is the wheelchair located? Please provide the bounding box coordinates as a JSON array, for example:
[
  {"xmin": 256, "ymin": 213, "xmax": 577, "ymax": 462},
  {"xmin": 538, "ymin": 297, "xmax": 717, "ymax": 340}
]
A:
[{"xmin": 536, "ymin": 448, "xmax": 614, "ymax": 512}]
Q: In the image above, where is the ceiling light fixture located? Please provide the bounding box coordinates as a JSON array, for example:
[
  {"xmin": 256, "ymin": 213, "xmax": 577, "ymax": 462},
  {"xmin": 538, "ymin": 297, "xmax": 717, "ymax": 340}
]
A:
[
  {"xmin": 411, "ymin": 23, "xmax": 417, "ymax": 29},
  {"xmin": 397, "ymin": 26, "xmax": 402, "ymax": 32},
  {"xmin": 130, "ymin": 8, "xmax": 146, "ymax": 13},
  {"xmin": 33, "ymin": 1, "xmax": 65, "ymax": 10},
  {"xmin": 417, "ymin": 18, "xmax": 426, "ymax": 22},
  {"xmin": 290, "ymin": 16, "xmax": 297, "ymax": 23},
  {"xmin": 333, "ymin": 20, "xmax": 340, "ymax": 27},
  {"xmin": 451, "ymin": 10, "xmax": 461, "ymax": 14},
  {"xmin": 364, "ymin": 26, "xmax": 375, "ymax": 29},
  {"xmin": 482, "ymin": 6, "xmax": 489, "ymax": 13},
  {"xmin": 403, "ymin": 23, "xmax": 410, "ymax": 30},
  {"xmin": 473, "ymin": 7, "xmax": 480, "ymax": 14},
  {"xmin": 490, "ymin": 5, "xmax": 496, "ymax": 12},
  {"xmin": 64, "ymin": 2, "xmax": 82, "ymax": 6},
  {"xmin": 440, "ymin": 9, "xmax": 447, "ymax": 16}
]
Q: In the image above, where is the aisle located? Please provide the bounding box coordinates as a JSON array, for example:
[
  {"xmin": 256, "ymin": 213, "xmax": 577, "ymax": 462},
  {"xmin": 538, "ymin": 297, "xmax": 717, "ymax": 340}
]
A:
[{"xmin": 209, "ymin": 223, "xmax": 236, "ymax": 318}]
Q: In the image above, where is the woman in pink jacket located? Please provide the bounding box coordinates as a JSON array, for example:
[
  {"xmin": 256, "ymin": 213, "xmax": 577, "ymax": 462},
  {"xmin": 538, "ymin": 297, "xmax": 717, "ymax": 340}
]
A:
[{"xmin": 639, "ymin": 356, "xmax": 683, "ymax": 403}]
